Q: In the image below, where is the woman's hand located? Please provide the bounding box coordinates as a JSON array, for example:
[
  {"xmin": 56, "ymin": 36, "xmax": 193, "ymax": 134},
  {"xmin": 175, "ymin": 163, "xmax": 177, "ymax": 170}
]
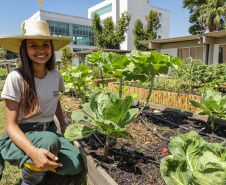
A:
[{"xmin": 29, "ymin": 148, "xmax": 62, "ymax": 171}]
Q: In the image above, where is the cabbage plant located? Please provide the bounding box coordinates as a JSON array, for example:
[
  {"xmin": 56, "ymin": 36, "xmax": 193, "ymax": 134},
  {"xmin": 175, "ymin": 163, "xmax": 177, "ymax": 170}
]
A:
[
  {"xmin": 160, "ymin": 131, "xmax": 226, "ymax": 185},
  {"xmin": 87, "ymin": 50, "xmax": 106, "ymax": 88},
  {"xmin": 61, "ymin": 65, "xmax": 93, "ymax": 103},
  {"xmin": 130, "ymin": 50, "xmax": 181, "ymax": 117},
  {"xmin": 189, "ymin": 90, "xmax": 226, "ymax": 129},
  {"xmin": 64, "ymin": 92, "xmax": 139, "ymax": 161}
]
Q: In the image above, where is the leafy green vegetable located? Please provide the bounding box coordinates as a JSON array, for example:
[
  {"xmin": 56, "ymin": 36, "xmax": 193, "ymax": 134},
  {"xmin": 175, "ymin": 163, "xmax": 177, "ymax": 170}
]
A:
[
  {"xmin": 130, "ymin": 50, "xmax": 181, "ymax": 117},
  {"xmin": 61, "ymin": 65, "xmax": 93, "ymax": 103},
  {"xmin": 160, "ymin": 131, "xmax": 226, "ymax": 185},
  {"xmin": 64, "ymin": 92, "xmax": 139, "ymax": 161},
  {"xmin": 189, "ymin": 90, "xmax": 226, "ymax": 129}
]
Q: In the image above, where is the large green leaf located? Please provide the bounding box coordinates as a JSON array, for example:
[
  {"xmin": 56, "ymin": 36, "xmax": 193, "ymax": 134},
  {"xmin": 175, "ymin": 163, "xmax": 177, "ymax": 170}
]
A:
[
  {"xmin": 64, "ymin": 124, "xmax": 96, "ymax": 141},
  {"xmin": 189, "ymin": 90, "xmax": 226, "ymax": 122},
  {"xmin": 160, "ymin": 155, "xmax": 193, "ymax": 185},
  {"xmin": 189, "ymin": 100, "xmax": 208, "ymax": 111},
  {"xmin": 105, "ymin": 96, "xmax": 133, "ymax": 125},
  {"xmin": 160, "ymin": 131, "xmax": 226, "ymax": 185},
  {"xmin": 110, "ymin": 130, "xmax": 133, "ymax": 142},
  {"xmin": 71, "ymin": 111, "xmax": 98, "ymax": 127},
  {"xmin": 130, "ymin": 50, "xmax": 175, "ymax": 79},
  {"xmin": 193, "ymin": 151, "xmax": 226, "ymax": 184}
]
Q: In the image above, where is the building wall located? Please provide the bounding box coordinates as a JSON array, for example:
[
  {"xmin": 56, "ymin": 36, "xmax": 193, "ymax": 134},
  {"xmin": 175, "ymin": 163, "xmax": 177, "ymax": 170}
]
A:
[
  {"xmin": 150, "ymin": 6, "xmax": 170, "ymax": 39},
  {"xmin": 88, "ymin": 0, "xmax": 170, "ymax": 50},
  {"xmin": 28, "ymin": 11, "xmax": 96, "ymax": 63}
]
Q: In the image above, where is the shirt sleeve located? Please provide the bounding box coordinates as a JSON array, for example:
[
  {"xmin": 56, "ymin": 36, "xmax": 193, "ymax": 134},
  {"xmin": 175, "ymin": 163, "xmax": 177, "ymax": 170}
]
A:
[
  {"xmin": 58, "ymin": 72, "xmax": 65, "ymax": 92},
  {"xmin": 1, "ymin": 71, "xmax": 22, "ymax": 103}
]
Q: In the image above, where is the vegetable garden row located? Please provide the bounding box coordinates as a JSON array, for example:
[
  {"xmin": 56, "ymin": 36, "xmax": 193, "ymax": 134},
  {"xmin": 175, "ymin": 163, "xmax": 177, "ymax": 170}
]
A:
[{"xmin": 60, "ymin": 50, "xmax": 226, "ymax": 185}]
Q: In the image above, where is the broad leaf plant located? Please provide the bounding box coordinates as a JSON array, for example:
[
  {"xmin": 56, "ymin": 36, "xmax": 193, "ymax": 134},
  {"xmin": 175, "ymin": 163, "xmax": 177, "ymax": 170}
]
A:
[
  {"xmin": 130, "ymin": 50, "xmax": 181, "ymax": 117},
  {"xmin": 189, "ymin": 90, "xmax": 226, "ymax": 129},
  {"xmin": 160, "ymin": 131, "xmax": 226, "ymax": 185},
  {"xmin": 61, "ymin": 65, "xmax": 93, "ymax": 103},
  {"xmin": 64, "ymin": 92, "xmax": 139, "ymax": 161}
]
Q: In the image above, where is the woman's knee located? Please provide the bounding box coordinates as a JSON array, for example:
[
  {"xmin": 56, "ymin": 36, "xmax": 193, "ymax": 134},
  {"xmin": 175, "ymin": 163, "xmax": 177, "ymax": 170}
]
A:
[
  {"xmin": 37, "ymin": 132, "xmax": 61, "ymax": 154},
  {"xmin": 57, "ymin": 153, "xmax": 84, "ymax": 176}
]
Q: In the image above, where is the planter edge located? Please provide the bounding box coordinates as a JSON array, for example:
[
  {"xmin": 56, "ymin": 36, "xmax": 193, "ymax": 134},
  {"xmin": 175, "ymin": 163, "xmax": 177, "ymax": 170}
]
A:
[{"xmin": 73, "ymin": 141, "xmax": 118, "ymax": 185}]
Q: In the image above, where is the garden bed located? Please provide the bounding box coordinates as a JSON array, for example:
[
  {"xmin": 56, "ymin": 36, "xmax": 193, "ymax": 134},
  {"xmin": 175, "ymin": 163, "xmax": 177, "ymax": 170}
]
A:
[{"xmin": 60, "ymin": 93, "xmax": 226, "ymax": 185}]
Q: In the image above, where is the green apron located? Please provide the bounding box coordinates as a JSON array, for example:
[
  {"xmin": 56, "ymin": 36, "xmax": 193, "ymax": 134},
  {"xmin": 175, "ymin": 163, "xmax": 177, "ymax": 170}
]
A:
[{"xmin": 0, "ymin": 121, "xmax": 84, "ymax": 180}]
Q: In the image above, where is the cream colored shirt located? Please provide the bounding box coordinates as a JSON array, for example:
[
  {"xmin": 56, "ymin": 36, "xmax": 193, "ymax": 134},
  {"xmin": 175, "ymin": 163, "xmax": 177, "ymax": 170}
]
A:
[{"xmin": 1, "ymin": 69, "xmax": 65, "ymax": 123}]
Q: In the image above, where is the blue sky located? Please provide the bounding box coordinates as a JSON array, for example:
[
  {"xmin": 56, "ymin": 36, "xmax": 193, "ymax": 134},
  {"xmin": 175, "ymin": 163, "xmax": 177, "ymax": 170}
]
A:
[{"xmin": 0, "ymin": 0, "xmax": 191, "ymax": 38}]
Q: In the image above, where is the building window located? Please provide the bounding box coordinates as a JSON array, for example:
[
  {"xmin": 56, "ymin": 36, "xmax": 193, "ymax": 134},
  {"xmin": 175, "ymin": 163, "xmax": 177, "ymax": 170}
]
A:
[
  {"xmin": 158, "ymin": 24, "xmax": 161, "ymax": 28},
  {"xmin": 158, "ymin": 35, "xmax": 161, "ymax": 39},
  {"xmin": 46, "ymin": 20, "xmax": 95, "ymax": 46},
  {"xmin": 73, "ymin": 48, "xmax": 82, "ymax": 52},
  {"xmin": 159, "ymin": 13, "xmax": 162, "ymax": 17},
  {"xmin": 91, "ymin": 3, "xmax": 112, "ymax": 18}
]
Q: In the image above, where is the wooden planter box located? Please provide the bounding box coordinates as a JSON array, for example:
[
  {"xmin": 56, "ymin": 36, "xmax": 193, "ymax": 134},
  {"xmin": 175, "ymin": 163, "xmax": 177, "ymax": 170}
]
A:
[
  {"xmin": 94, "ymin": 78, "xmax": 118, "ymax": 87},
  {"xmin": 108, "ymin": 82, "xmax": 203, "ymax": 112},
  {"xmin": 73, "ymin": 141, "xmax": 117, "ymax": 185}
]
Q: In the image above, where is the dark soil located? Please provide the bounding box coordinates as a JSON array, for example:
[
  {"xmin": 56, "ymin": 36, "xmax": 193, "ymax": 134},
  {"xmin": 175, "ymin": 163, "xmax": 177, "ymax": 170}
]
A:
[{"xmin": 59, "ymin": 93, "xmax": 226, "ymax": 185}]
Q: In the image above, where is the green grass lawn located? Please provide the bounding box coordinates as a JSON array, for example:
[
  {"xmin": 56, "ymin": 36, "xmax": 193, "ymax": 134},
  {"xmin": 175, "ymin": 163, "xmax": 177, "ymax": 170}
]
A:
[
  {"xmin": 0, "ymin": 68, "xmax": 7, "ymax": 81},
  {"xmin": 0, "ymin": 91, "xmax": 22, "ymax": 185}
]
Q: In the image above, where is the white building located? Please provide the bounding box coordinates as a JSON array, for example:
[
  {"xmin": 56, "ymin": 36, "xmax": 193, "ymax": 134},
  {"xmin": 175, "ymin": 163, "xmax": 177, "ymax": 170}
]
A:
[
  {"xmin": 28, "ymin": 10, "xmax": 96, "ymax": 65},
  {"xmin": 88, "ymin": 0, "xmax": 170, "ymax": 50}
]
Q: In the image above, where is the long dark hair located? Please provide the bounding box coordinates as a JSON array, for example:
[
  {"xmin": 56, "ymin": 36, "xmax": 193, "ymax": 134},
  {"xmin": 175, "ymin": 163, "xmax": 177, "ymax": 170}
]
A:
[{"xmin": 17, "ymin": 39, "xmax": 56, "ymax": 118}]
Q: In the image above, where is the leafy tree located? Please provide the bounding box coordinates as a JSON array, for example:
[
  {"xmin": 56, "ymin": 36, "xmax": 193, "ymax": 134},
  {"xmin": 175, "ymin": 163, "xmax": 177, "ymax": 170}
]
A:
[
  {"xmin": 60, "ymin": 46, "xmax": 74, "ymax": 71},
  {"xmin": 6, "ymin": 50, "xmax": 18, "ymax": 60},
  {"xmin": 133, "ymin": 19, "xmax": 148, "ymax": 51},
  {"xmin": 133, "ymin": 10, "xmax": 159, "ymax": 51},
  {"xmin": 199, "ymin": 0, "xmax": 226, "ymax": 32},
  {"xmin": 92, "ymin": 12, "xmax": 131, "ymax": 49},
  {"xmin": 0, "ymin": 47, "xmax": 7, "ymax": 60},
  {"xmin": 183, "ymin": 0, "xmax": 226, "ymax": 34},
  {"xmin": 183, "ymin": 0, "xmax": 207, "ymax": 35}
]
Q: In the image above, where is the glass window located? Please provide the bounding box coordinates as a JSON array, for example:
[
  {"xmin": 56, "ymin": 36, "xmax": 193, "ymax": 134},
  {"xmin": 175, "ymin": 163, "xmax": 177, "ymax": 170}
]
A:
[
  {"xmin": 73, "ymin": 48, "xmax": 82, "ymax": 52},
  {"xmin": 159, "ymin": 13, "xmax": 162, "ymax": 17},
  {"xmin": 91, "ymin": 3, "xmax": 112, "ymax": 18},
  {"xmin": 46, "ymin": 20, "xmax": 95, "ymax": 46},
  {"xmin": 158, "ymin": 35, "xmax": 161, "ymax": 39}
]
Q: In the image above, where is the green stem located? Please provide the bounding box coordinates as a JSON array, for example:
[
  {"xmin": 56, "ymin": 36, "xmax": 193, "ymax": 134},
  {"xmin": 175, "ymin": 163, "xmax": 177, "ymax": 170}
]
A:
[
  {"xmin": 211, "ymin": 118, "xmax": 215, "ymax": 130},
  {"xmin": 119, "ymin": 78, "xmax": 123, "ymax": 98},
  {"xmin": 135, "ymin": 75, "xmax": 155, "ymax": 118},
  {"xmin": 100, "ymin": 68, "xmax": 104, "ymax": 90},
  {"xmin": 103, "ymin": 135, "xmax": 110, "ymax": 162}
]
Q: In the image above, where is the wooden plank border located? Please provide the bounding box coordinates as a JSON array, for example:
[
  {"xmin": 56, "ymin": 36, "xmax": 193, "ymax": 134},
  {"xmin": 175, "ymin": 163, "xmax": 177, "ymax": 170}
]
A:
[
  {"xmin": 108, "ymin": 82, "xmax": 203, "ymax": 112},
  {"xmin": 73, "ymin": 141, "xmax": 118, "ymax": 185}
]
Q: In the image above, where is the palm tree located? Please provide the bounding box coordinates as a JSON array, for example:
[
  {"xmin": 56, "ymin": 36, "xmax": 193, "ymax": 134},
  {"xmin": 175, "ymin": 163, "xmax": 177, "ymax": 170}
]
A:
[{"xmin": 199, "ymin": 0, "xmax": 226, "ymax": 32}]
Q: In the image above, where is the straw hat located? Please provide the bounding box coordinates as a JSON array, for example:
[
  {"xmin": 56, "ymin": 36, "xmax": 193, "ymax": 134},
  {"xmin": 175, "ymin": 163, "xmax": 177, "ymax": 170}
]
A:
[{"xmin": 0, "ymin": 20, "xmax": 72, "ymax": 53}]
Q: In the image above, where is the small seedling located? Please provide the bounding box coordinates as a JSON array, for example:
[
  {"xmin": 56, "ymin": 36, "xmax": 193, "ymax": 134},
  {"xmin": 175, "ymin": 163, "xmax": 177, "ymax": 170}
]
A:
[{"xmin": 139, "ymin": 148, "xmax": 144, "ymax": 154}]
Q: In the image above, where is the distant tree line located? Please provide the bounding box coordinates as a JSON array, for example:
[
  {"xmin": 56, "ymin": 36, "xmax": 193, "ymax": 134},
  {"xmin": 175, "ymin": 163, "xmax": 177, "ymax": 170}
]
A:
[
  {"xmin": 0, "ymin": 47, "xmax": 18, "ymax": 60},
  {"xmin": 183, "ymin": 0, "xmax": 226, "ymax": 34}
]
